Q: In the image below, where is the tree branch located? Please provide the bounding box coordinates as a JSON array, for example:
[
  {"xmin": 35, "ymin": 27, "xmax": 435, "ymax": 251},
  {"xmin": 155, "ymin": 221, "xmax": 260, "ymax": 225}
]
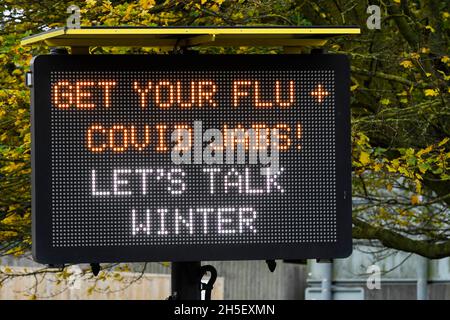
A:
[
  {"xmin": 351, "ymin": 66, "xmax": 425, "ymax": 88},
  {"xmin": 386, "ymin": 1, "xmax": 420, "ymax": 49},
  {"xmin": 353, "ymin": 218, "xmax": 450, "ymax": 259}
]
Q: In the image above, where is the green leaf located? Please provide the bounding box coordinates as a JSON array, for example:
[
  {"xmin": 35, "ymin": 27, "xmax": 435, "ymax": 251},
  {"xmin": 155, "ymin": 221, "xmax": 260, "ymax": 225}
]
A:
[{"xmin": 418, "ymin": 163, "xmax": 431, "ymax": 174}]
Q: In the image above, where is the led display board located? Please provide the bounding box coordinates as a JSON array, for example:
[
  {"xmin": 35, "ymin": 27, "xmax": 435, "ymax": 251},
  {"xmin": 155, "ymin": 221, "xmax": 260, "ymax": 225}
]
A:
[{"xmin": 31, "ymin": 54, "xmax": 352, "ymax": 263}]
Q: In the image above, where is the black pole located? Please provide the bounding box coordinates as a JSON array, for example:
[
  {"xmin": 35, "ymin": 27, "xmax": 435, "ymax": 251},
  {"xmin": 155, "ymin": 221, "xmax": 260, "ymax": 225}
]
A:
[{"xmin": 171, "ymin": 261, "xmax": 202, "ymax": 300}]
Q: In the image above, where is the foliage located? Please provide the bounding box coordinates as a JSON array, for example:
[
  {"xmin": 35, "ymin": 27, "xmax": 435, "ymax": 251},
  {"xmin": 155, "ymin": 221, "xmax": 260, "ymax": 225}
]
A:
[{"xmin": 0, "ymin": 0, "xmax": 449, "ymax": 266}]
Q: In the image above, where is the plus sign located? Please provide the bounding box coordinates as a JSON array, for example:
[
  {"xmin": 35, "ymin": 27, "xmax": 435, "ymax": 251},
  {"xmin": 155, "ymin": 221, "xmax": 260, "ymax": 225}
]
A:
[{"xmin": 310, "ymin": 84, "xmax": 329, "ymax": 103}]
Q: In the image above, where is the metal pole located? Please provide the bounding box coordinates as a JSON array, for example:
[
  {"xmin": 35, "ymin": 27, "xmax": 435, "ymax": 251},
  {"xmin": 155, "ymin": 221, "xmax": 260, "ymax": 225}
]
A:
[
  {"xmin": 317, "ymin": 260, "xmax": 333, "ymax": 300},
  {"xmin": 416, "ymin": 256, "xmax": 428, "ymax": 300},
  {"xmin": 171, "ymin": 261, "xmax": 202, "ymax": 300}
]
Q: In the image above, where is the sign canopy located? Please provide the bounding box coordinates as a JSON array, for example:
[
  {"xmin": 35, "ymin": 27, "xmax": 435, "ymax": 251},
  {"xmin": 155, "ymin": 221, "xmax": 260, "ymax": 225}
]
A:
[
  {"xmin": 30, "ymin": 54, "xmax": 352, "ymax": 263},
  {"xmin": 21, "ymin": 26, "xmax": 360, "ymax": 49}
]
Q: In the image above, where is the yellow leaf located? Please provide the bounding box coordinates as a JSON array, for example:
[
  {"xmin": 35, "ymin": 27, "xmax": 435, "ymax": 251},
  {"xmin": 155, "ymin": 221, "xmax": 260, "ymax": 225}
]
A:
[
  {"xmin": 139, "ymin": 0, "xmax": 155, "ymax": 9},
  {"xmin": 438, "ymin": 137, "xmax": 449, "ymax": 147},
  {"xmin": 24, "ymin": 132, "xmax": 31, "ymax": 144},
  {"xmin": 350, "ymin": 84, "xmax": 358, "ymax": 91},
  {"xmin": 425, "ymin": 72, "xmax": 432, "ymax": 77},
  {"xmin": 400, "ymin": 60, "xmax": 413, "ymax": 68},
  {"xmin": 391, "ymin": 159, "xmax": 400, "ymax": 168},
  {"xmin": 424, "ymin": 89, "xmax": 439, "ymax": 96},
  {"xmin": 386, "ymin": 165, "xmax": 396, "ymax": 173},
  {"xmin": 86, "ymin": 0, "xmax": 97, "ymax": 7},
  {"xmin": 398, "ymin": 166, "xmax": 412, "ymax": 178},
  {"xmin": 359, "ymin": 151, "xmax": 370, "ymax": 165},
  {"xmin": 102, "ymin": 0, "xmax": 113, "ymax": 11},
  {"xmin": 441, "ymin": 56, "xmax": 449, "ymax": 64},
  {"xmin": 331, "ymin": 44, "xmax": 341, "ymax": 50},
  {"xmin": 380, "ymin": 98, "xmax": 390, "ymax": 105},
  {"xmin": 425, "ymin": 25, "xmax": 435, "ymax": 33},
  {"xmin": 421, "ymin": 47, "xmax": 430, "ymax": 54},
  {"xmin": 123, "ymin": 4, "xmax": 135, "ymax": 20},
  {"xmin": 386, "ymin": 183, "xmax": 393, "ymax": 192},
  {"xmin": 417, "ymin": 145, "xmax": 433, "ymax": 157},
  {"xmin": 411, "ymin": 195, "xmax": 420, "ymax": 205},
  {"xmin": 437, "ymin": 70, "xmax": 450, "ymax": 81}
]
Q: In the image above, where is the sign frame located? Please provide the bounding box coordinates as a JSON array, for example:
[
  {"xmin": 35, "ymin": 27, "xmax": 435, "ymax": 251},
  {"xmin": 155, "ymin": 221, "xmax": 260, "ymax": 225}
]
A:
[{"xmin": 31, "ymin": 54, "xmax": 352, "ymax": 264}]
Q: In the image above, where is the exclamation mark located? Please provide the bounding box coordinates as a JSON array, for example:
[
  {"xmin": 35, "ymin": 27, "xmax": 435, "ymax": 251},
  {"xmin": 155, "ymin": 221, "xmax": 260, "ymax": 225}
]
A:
[{"xmin": 297, "ymin": 123, "xmax": 303, "ymax": 150}]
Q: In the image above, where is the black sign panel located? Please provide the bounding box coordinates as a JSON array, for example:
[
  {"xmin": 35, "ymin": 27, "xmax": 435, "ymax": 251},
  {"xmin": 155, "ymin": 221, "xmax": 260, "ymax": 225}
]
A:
[{"xmin": 31, "ymin": 54, "xmax": 352, "ymax": 263}]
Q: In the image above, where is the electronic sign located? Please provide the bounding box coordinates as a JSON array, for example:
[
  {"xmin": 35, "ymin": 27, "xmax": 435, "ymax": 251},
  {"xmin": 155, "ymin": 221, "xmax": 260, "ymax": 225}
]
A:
[{"xmin": 30, "ymin": 54, "xmax": 352, "ymax": 263}]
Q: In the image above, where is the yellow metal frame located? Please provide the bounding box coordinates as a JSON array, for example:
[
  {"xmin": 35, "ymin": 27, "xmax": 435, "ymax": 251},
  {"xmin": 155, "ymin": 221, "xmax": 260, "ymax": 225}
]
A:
[{"xmin": 21, "ymin": 26, "xmax": 360, "ymax": 49}]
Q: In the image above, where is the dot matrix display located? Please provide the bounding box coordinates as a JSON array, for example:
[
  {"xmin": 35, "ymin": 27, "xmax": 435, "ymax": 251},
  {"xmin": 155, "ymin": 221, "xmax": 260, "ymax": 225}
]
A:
[{"xmin": 31, "ymin": 54, "xmax": 352, "ymax": 263}]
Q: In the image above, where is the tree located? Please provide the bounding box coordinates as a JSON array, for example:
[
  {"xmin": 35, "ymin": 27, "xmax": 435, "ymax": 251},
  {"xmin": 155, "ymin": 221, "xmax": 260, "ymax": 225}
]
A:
[{"xmin": 0, "ymin": 0, "xmax": 449, "ymax": 268}]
